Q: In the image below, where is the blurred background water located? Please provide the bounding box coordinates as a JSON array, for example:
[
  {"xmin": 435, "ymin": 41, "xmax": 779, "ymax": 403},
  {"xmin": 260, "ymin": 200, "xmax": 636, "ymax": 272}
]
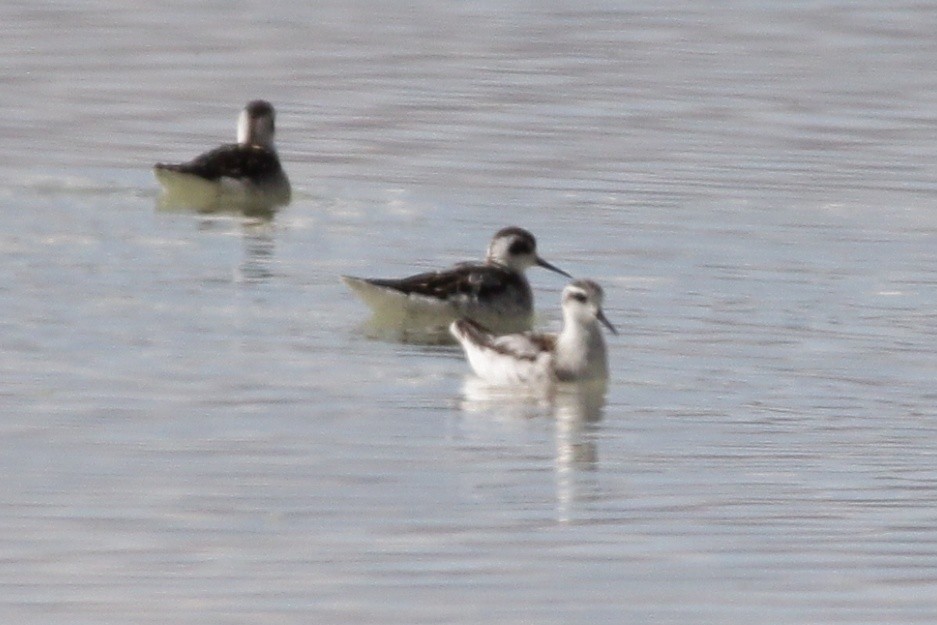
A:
[{"xmin": 3, "ymin": 1, "xmax": 937, "ymax": 623}]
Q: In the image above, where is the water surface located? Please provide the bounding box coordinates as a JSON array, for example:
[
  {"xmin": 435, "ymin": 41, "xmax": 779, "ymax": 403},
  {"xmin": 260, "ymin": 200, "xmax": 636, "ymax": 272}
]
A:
[{"xmin": 3, "ymin": 1, "xmax": 937, "ymax": 623}]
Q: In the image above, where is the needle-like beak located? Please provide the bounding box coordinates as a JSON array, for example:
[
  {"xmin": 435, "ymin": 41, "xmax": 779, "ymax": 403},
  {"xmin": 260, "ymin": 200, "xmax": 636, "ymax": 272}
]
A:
[
  {"xmin": 535, "ymin": 256, "xmax": 573, "ymax": 279},
  {"xmin": 597, "ymin": 309, "xmax": 618, "ymax": 335}
]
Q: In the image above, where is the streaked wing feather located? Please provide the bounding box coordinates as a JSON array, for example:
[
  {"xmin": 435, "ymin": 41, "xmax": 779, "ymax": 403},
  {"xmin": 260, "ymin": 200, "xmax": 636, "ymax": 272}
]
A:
[
  {"xmin": 451, "ymin": 318, "xmax": 557, "ymax": 385},
  {"xmin": 366, "ymin": 264, "xmax": 518, "ymax": 300},
  {"xmin": 490, "ymin": 332, "xmax": 556, "ymax": 361},
  {"xmin": 155, "ymin": 144, "xmax": 283, "ymax": 181},
  {"xmin": 453, "ymin": 318, "xmax": 554, "ymax": 361}
]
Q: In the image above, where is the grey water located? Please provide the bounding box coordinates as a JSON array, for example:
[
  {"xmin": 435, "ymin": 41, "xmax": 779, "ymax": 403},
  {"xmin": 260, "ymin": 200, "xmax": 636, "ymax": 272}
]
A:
[{"xmin": 3, "ymin": 1, "xmax": 937, "ymax": 623}]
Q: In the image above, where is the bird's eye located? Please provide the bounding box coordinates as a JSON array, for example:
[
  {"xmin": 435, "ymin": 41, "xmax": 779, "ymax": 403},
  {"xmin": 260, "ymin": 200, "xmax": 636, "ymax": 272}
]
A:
[{"xmin": 570, "ymin": 292, "xmax": 587, "ymax": 303}]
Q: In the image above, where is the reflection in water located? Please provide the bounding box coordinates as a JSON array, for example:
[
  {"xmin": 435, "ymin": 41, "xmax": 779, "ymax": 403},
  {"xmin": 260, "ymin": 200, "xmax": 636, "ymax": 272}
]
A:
[
  {"xmin": 457, "ymin": 376, "xmax": 607, "ymax": 523},
  {"xmin": 358, "ymin": 316, "xmax": 457, "ymax": 345},
  {"xmin": 459, "ymin": 375, "xmax": 555, "ymax": 418},
  {"xmin": 156, "ymin": 193, "xmax": 280, "ymax": 284},
  {"xmin": 238, "ymin": 222, "xmax": 277, "ymax": 284},
  {"xmin": 553, "ymin": 382, "xmax": 606, "ymax": 523},
  {"xmin": 156, "ymin": 190, "xmax": 282, "ymax": 220}
]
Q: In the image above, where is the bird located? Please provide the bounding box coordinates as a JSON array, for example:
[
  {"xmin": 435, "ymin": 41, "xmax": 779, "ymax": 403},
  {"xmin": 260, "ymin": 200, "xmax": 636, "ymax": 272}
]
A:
[
  {"xmin": 154, "ymin": 100, "xmax": 290, "ymax": 209},
  {"xmin": 450, "ymin": 279, "xmax": 616, "ymax": 386},
  {"xmin": 341, "ymin": 227, "xmax": 572, "ymax": 338}
]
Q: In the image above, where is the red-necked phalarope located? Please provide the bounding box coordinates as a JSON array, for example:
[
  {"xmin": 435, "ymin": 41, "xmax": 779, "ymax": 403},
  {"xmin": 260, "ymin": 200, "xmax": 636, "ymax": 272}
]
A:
[
  {"xmin": 450, "ymin": 279, "xmax": 617, "ymax": 386},
  {"xmin": 342, "ymin": 227, "xmax": 572, "ymax": 337},
  {"xmin": 154, "ymin": 100, "xmax": 291, "ymax": 209}
]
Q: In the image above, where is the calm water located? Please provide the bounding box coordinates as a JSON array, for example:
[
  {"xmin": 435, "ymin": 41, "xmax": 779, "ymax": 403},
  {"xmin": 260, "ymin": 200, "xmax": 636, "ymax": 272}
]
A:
[{"xmin": 3, "ymin": 1, "xmax": 937, "ymax": 623}]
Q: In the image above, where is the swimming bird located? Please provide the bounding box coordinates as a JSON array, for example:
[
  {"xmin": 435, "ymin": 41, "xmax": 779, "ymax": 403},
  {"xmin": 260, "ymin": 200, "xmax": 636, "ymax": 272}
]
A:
[
  {"xmin": 341, "ymin": 227, "xmax": 571, "ymax": 337},
  {"xmin": 154, "ymin": 100, "xmax": 291, "ymax": 208},
  {"xmin": 450, "ymin": 279, "xmax": 616, "ymax": 386}
]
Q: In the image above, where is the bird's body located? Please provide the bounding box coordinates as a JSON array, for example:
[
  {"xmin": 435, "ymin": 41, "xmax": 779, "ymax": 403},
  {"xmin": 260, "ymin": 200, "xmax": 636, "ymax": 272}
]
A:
[
  {"xmin": 450, "ymin": 279, "xmax": 616, "ymax": 386},
  {"xmin": 342, "ymin": 227, "xmax": 570, "ymax": 337},
  {"xmin": 154, "ymin": 100, "xmax": 290, "ymax": 209}
]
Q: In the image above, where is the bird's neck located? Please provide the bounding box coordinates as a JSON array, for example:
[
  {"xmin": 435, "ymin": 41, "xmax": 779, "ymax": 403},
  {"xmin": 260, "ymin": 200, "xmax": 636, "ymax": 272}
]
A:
[
  {"xmin": 237, "ymin": 114, "xmax": 274, "ymax": 149},
  {"xmin": 555, "ymin": 319, "xmax": 607, "ymax": 380}
]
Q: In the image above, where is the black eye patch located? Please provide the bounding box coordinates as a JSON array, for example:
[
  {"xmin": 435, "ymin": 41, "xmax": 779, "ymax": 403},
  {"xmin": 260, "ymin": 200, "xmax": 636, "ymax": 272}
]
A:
[
  {"xmin": 508, "ymin": 240, "xmax": 533, "ymax": 255},
  {"xmin": 570, "ymin": 292, "xmax": 587, "ymax": 303}
]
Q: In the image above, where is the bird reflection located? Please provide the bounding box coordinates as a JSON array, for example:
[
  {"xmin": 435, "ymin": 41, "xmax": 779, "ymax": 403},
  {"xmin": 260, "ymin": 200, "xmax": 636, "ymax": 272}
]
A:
[
  {"xmin": 554, "ymin": 381, "xmax": 606, "ymax": 469},
  {"xmin": 184, "ymin": 211, "xmax": 279, "ymax": 285},
  {"xmin": 456, "ymin": 376, "xmax": 607, "ymax": 523},
  {"xmin": 552, "ymin": 381, "xmax": 606, "ymax": 523},
  {"xmin": 155, "ymin": 185, "xmax": 284, "ymax": 218},
  {"xmin": 237, "ymin": 221, "xmax": 277, "ymax": 283}
]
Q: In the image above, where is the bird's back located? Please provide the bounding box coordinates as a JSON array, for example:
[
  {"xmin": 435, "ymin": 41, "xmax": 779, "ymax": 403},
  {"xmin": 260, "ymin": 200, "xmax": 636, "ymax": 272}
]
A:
[
  {"xmin": 343, "ymin": 263, "xmax": 534, "ymax": 335},
  {"xmin": 155, "ymin": 144, "xmax": 284, "ymax": 182},
  {"xmin": 450, "ymin": 318, "xmax": 556, "ymax": 386}
]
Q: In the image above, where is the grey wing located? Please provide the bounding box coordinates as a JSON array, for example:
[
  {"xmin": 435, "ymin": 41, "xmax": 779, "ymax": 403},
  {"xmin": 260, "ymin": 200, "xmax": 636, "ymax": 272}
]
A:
[{"xmin": 490, "ymin": 332, "xmax": 556, "ymax": 361}]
